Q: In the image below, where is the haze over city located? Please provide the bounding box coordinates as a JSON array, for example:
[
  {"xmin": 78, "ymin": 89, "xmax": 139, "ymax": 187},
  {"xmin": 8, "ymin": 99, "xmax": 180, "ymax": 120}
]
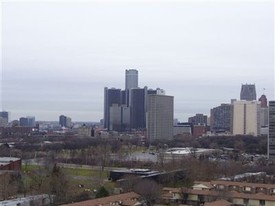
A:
[{"xmin": 1, "ymin": 0, "xmax": 274, "ymax": 121}]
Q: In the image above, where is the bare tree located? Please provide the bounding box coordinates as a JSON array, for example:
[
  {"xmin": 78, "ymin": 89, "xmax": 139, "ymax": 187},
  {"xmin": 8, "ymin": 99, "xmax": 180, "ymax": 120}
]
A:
[{"xmin": 133, "ymin": 179, "xmax": 162, "ymax": 206}]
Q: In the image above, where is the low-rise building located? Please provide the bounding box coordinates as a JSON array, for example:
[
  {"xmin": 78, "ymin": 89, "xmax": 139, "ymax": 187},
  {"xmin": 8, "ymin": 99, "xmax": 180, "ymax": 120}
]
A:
[
  {"xmin": 163, "ymin": 180, "xmax": 275, "ymax": 206},
  {"xmin": 0, "ymin": 157, "xmax": 21, "ymax": 171}
]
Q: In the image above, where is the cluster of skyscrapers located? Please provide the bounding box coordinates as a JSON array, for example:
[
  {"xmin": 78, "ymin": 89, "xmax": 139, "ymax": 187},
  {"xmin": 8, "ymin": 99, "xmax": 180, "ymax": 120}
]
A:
[
  {"xmin": 104, "ymin": 69, "xmax": 174, "ymax": 142},
  {"xmin": 208, "ymin": 84, "xmax": 268, "ymax": 136}
]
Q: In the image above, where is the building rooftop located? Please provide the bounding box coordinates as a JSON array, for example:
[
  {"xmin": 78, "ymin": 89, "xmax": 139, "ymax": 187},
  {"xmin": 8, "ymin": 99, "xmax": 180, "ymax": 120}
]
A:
[{"xmin": 63, "ymin": 192, "xmax": 140, "ymax": 206}]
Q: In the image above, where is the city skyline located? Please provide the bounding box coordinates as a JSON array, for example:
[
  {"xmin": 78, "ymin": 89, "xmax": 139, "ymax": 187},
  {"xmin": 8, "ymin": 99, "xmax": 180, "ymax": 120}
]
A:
[{"xmin": 1, "ymin": 1, "xmax": 274, "ymax": 121}]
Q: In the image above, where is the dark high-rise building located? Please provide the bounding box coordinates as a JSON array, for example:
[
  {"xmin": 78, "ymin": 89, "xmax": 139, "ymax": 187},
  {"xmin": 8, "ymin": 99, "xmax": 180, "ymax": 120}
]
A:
[
  {"xmin": 130, "ymin": 87, "xmax": 147, "ymax": 129},
  {"xmin": 19, "ymin": 116, "xmax": 35, "ymax": 127},
  {"xmin": 0, "ymin": 111, "xmax": 9, "ymax": 126},
  {"xmin": 104, "ymin": 87, "xmax": 122, "ymax": 130},
  {"xmin": 268, "ymin": 101, "xmax": 275, "ymax": 160},
  {"xmin": 210, "ymin": 104, "xmax": 232, "ymax": 132},
  {"xmin": 59, "ymin": 115, "xmax": 67, "ymax": 127},
  {"xmin": 240, "ymin": 84, "xmax": 256, "ymax": 101},
  {"xmin": 0, "ymin": 111, "xmax": 8, "ymax": 121},
  {"xmin": 188, "ymin": 114, "xmax": 208, "ymax": 126}
]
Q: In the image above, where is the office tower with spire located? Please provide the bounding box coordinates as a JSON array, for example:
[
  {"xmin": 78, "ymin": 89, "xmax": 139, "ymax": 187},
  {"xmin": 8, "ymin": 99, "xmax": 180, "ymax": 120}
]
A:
[
  {"xmin": 240, "ymin": 84, "xmax": 257, "ymax": 101},
  {"xmin": 259, "ymin": 94, "xmax": 268, "ymax": 127}
]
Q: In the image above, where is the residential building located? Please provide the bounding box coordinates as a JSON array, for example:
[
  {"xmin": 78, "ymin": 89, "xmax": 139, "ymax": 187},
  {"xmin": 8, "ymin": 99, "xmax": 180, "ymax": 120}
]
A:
[
  {"xmin": 232, "ymin": 100, "xmax": 260, "ymax": 136},
  {"xmin": 77, "ymin": 124, "xmax": 93, "ymax": 137},
  {"xmin": 188, "ymin": 113, "xmax": 208, "ymax": 126},
  {"xmin": 268, "ymin": 101, "xmax": 275, "ymax": 160},
  {"xmin": 0, "ymin": 157, "xmax": 21, "ymax": 171},
  {"xmin": 147, "ymin": 94, "xmax": 174, "ymax": 143},
  {"xmin": 163, "ymin": 180, "xmax": 275, "ymax": 206},
  {"xmin": 210, "ymin": 104, "xmax": 232, "ymax": 132},
  {"xmin": 240, "ymin": 83, "xmax": 256, "ymax": 101},
  {"xmin": 59, "ymin": 115, "xmax": 71, "ymax": 128},
  {"xmin": 64, "ymin": 192, "xmax": 140, "ymax": 206}
]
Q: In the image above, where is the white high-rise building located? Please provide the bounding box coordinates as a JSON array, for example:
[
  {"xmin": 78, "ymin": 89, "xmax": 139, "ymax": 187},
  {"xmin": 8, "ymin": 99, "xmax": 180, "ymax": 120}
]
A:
[
  {"xmin": 232, "ymin": 100, "xmax": 260, "ymax": 136},
  {"xmin": 147, "ymin": 94, "xmax": 174, "ymax": 143}
]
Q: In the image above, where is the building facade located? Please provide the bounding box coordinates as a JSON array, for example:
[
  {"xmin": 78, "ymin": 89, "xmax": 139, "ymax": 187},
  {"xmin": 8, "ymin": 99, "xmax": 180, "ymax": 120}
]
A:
[
  {"xmin": 104, "ymin": 87, "xmax": 122, "ymax": 130},
  {"xmin": 268, "ymin": 101, "xmax": 275, "ymax": 160},
  {"xmin": 0, "ymin": 111, "xmax": 8, "ymax": 127},
  {"xmin": 240, "ymin": 83, "xmax": 257, "ymax": 101},
  {"xmin": 19, "ymin": 116, "xmax": 35, "ymax": 127},
  {"xmin": 130, "ymin": 87, "xmax": 147, "ymax": 129},
  {"xmin": 147, "ymin": 94, "xmax": 174, "ymax": 143},
  {"xmin": 125, "ymin": 69, "xmax": 138, "ymax": 90},
  {"xmin": 188, "ymin": 114, "xmax": 208, "ymax": 126},
  {"xmin": 210, "ymin": 104, "xmax": 232, "ymax": 132},
  {"xmin": 232, "ymin": 101, "xmax": 260, "ymax": 136}
]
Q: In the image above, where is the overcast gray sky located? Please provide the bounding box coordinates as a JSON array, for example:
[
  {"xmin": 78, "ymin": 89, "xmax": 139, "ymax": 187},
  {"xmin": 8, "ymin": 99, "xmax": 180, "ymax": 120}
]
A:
[{"xmin": 1, "ymin": 0, "xmax": 274, "ymax": 122}]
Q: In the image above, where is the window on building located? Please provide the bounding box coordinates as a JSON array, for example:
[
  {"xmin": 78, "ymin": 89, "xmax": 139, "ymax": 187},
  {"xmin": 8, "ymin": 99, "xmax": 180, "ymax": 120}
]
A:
[
  {"xmin": 243, "ymin": 186, "xmax": 251, "ymax": 192},
  {"xmin": 244, "ymin": 198, "xmax": 249, "ymax": 206},
  {"xmin": 260, "ymin": 200, "xmax": 265, "ymax": 206}
]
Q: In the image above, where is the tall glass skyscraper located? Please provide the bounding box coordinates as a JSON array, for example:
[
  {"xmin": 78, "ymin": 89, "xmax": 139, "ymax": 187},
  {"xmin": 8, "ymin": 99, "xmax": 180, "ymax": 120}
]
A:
[
  {"xmin": 125, "ymin": 69, "xmax": 138, "ymax": 90},
  {"xmin": 130, "ymin": 87, "xmax": 147, "ymax": 129},
  {"xmin": 104, "ymin": 87, "xmax": 122, "ymax": 130}
]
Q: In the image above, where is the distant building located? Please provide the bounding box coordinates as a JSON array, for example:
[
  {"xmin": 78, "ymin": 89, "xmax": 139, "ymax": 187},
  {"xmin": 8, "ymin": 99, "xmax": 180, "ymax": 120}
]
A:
[
  {"xmin": 193, "ymin": 125, "xmax": 207, "ymax": 137},
  {"xmin": 210, "ymin": 104, "xmax": 232, "ymax": 132},
  {"xmin": 258, "ymin": 94, "xmax": 269, "ymax": 128},
  {"xmin": 232, "ymin": 101, "xmax": 260, "ymax": 136},
  {"xmin": 0, "ymin": 194, "xmax": 53, "ymax": 206},
  {"xmin": 77, "ymin": 124, "xmax": 93, "ymax": 137},
  {"xmin": 125, "ymin": 69, "xmax": 138, "ymax": 90},
  {"xmin": 259, "ymin": 94, "xmax": 268, "ymax": 108},
  {"xmin": 130, "ymin": 87, "xmax": 147, "ymax": 129},
  {"xmin": 0, "ymin": 157, "xmax": 21, "ymax": 171},
  {"xmin": 173, "ymin": 124, "xmax": 192, "ymax": 136},
  {"xmin": 104, "ymin": 87, "xmax": 122, "ymax": 130},
  {"xmin": 19, "ymin": 116, "xmax": 35, "ymax": 127},
  {"xmin": 268, "ymin": 101, "xmax": 275, "ymax": 160},
  {"xmin": 240, "ymin": 83, "xmax": 256, "ymax": 101},
  {"xmin": 147, "ymin": 94, "xmax": 174, "ymax": 143},
  {"xmin": 0, "ymin": 111, "xmax": 8, "ymax": 127},
  {"xmin": 59, "ymin": 115, "xmax": 71, "ymax": 128},
  {"xmin": 188, "ymin": 113, "xmax": 208, "ymax": 126}
]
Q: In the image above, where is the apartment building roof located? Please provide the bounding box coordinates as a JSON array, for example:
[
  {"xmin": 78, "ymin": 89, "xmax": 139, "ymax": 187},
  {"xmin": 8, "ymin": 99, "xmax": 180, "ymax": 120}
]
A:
[
  {"xmin": 63, "ymin": 192, "xmax": 140, "ymax": 206},
  {"xmin": 204, "ymin": 200, "xmax": 231, "ymax": 206}
]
